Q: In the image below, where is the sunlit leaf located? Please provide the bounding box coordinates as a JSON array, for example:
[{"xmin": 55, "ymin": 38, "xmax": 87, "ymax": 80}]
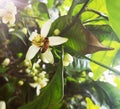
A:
[
  {"xmin": 86, "ymin": 97, "xmax": 100, "ymax": 109},
  {"xmin": 106, "ymin": 0, "xmax": 120, "ymax": 39},
  {"xmin": 82, "ymin": 0, "xmax": 108, "ymax": 23},
  {"xmin": 90, "ymin": 40, "xmax": 120, "ymax": 80}
]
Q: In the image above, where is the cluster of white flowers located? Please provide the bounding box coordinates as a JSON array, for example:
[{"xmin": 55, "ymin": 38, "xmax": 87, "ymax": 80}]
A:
[
  {"xmin": 24, "ymin": 59, "xmax": 48, "ymax": 96},
  {"xmin": 0, "ymin": 0, "xmax": 17, "ymax": 24}
]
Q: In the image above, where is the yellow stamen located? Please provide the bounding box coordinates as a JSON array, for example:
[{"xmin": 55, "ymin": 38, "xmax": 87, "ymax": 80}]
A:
[{"xmin": 32, "ymin": 34, "xmax": 45, "ymax": 47}]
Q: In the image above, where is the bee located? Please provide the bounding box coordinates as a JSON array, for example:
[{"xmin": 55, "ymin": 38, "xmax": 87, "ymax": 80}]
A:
[{"xmin": 41, "ymin": 38, "xmax": 49, "ymax": 53}]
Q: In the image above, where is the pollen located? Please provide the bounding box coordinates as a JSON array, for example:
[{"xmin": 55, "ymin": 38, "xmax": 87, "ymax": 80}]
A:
[{"xmin": 32, "ymin": 34, "xmax": 45, "ymax": 47}]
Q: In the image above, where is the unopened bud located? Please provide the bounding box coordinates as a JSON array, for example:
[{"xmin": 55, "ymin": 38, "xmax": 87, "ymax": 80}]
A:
[
  {"xmin": 54, "ymin": 29, "xmax": 60, "ymax": 35},
  {"xmin": 2, "ymin": 58, "xmax": 10, "ymax": 67},
  {"xmin": 63, "ymin": 53, "xmax": 73, "ymax": 66},
  {"xmin": 18, "ymin": 80, "xmax": 24, "ymax": 86},
  {"xmin": 33, "ymin": 76, "xmax": 38, "ymax": 81},
  {"xmin": 24, "ymin": 59, "xmax": 32, "ymax": 67}
]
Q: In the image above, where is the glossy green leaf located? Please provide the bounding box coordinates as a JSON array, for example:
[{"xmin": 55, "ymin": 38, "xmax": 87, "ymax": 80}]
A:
[
  {"xmin": 90, "ymin": 40, "xmax": 120, "ymax": 80},
  {"xmin": 65, "ymin": 56, "xmax": 91, "ymax": 77},
  {"xmin": 95, "ymin": 81, "xmax": 120, "ymax": 109},
  {"xmin": 82, "ymin": 0, "xmax": 107, "ymax": 23},
  {"xmin": 19, "ymin": 60, "xmax": 64, "ymax": 109},
  {"xmin": 50, "ymin": 16, "xmax": 111, "ymax": 56},
  {"xmin": 106, "ymin": 0, "xmax": 120, "ymax": 39},
  {"xmin": 86, "ymin": 25, "xmax": 120, "ymax": 42}
]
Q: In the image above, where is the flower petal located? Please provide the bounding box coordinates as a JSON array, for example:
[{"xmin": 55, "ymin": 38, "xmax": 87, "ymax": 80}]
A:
[
  {"xmin": 26, "ymin": 45, "xmax": 40, "ymax": 60},
  {"xmin": 29, "ymin": 30, "xmax": 38, "ymax": 41},
  {"xmin": 0, "ymin": 101, "xmax": 6, "ymax": 109},
  {"xmin": 49, "ymin": 36, "xmax": 68, "ymax": 46},
  {"xmin": 2, "ymin": 13, "xmax": 16, "ymax": 24},
  {"xmin": 41, "ymin": 48, "xmax": 54, "ymax": 64},
  {"xmin": 36, "ymin": 85, "xmax": 41, "ymax": 96},
  {"xmin": 41, "ymin": 20, "xmax": 52, "ymax": 37},
  {"xmin": 0, "ymin": 9, "xmax": 5, "ymax": 17},
  {"xmin": 29, "ymin": 83, "xmax": 38, "ymax": 88}
]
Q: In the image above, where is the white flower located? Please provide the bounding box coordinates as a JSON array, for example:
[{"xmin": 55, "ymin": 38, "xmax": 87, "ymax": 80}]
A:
[
  {"xmin": 63, "ymin": 53, "xmax": 73, "ymax": 66},
  {"xmin": 29, "ymin": 71, "xmax": 49, "ymax": 96},
  {"xmin": 0, "ymin": 101, "xmax": 6, "ymax": 109},
  {"xmin": 26, "ymin": 20, "xmax": 68, "ymax": 64},
  {"xmin": 0, "ymin": 1, "xmax": 17, "ymax": 24}
]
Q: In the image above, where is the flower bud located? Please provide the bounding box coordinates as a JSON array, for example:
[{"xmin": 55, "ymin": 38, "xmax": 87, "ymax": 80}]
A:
[
  {"xmin": 18, "ymin": 80, "xmax": 24, "ymax": 86},
  {"xmin": 24, "ymin": 59, "xmax": 32, "ymax": 67},
  {"xmin": 63, "ymin": 53, "xmax": 73, "ymax": 66},
  {"xmin": 54, "ymin": 29, "xmax": 60, "ymax": 35},
  {"xmin": 33, "ymin": 76, "xmax": 38, "ymax": 81},
  {"xmin": 2, "ymin": 58, "xmax": 10, "ymax": 67}
]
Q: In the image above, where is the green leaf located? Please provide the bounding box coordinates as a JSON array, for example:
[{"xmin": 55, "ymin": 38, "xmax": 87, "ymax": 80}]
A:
[
  {"xmin": 10, "ymin": 30, "xmax": 26, "ymax": 45},
  {"xmin": 86, "ymin": 25, "xmax": 120, "ymax": 42},
  {"xmin": 50, "ymin": 16, "xmax": 112, "ymax": 56},
  {"xmin": 65, "ymin": 56, "xmax": 91, "ymax": 76},
  {"xmin": 19, "ymin": 61, "xmax": 64, "ymax": 109},
  {"xmin": 90, "ymin": 40, "xmax": 120, "ymax": 80},
  {"xmin": 82, "ymin": 0, "xmax": 107, "ymax": 23},
  {"xmin": 95, "ymin": 81, "xmax": 120, "ymax": 109},
  {"xmin": 86, "ymin": 97, "xmax": 100, "ymax": 109},
  {"xmin": 0, "ymin": 83, "xmax": 15, "ymax": 101},
  {"xmin": 106, "ymin": 0, "xmax": 120, "ymax": 39}
]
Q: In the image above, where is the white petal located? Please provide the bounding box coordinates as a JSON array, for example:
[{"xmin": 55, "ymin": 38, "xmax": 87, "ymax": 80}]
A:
[
  {"xmin": 5, "ymin": 1, "xmax": 17, "ymax": 14},
  {"xmin": 41, "ymin": 20, "xmax": 52, "ymax": 37},
  {"xmin": 26, "ymin": 45, "xmax": 40, "ymax": 60},
  {"xmin": 0, "ymin": 101, "xmax": 6, "ymax": 109},
  {"xmin": 0, "ymin": 9, "xmax": 5, "ymax": 17},
  {"xmin": 49, "ymin": 36, "xmax": 68, "ymax": 46},
  {"xmin": 9, "ymin": 14, "xmax": 16, "ymax": 24},
  {"xmin": 36, "ymin": 85, "xmax": 41, "ymax": 96},
  {"xmin": 29, "ymin": 83, "xmax": 38, "ymax": 88},
  {"xmin": 2, "ymin": 16, "xmax": 8, "ymax": 24},
  {"xmin": 41, "ymin": 48, "xmax": 54, "ymax": 64},
  {"xmin": 29, "ymin": 30, "xmax": 38, "ymax": 41}
]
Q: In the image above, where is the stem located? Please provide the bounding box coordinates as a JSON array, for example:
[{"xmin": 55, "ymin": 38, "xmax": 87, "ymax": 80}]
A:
[
  {"xmin": 86, "ymin": 9, "xmax": 108, "ymax": 20},
  {"xmin": 68, "ymin": 0, "xmax": 77, "ymax": 16},
  {"xmin": 83, "ymin": 56, "xmax": 120, "ymax": 75},
  {"xmin": 60, "ymin": 0, "xmax": 90, "ymax": 35}
]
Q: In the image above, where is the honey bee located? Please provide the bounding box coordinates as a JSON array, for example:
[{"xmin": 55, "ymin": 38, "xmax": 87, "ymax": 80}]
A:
[{"xmin": 41, "ymin": 38, "xmax": 49, "ymax": 53}]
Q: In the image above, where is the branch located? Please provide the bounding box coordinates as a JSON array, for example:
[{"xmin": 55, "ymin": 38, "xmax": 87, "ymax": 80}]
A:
[
  {"xmin": 86, "ymin": 9, "xmax": 108, "ymax": 20},
  {"xmin": 60, "ymin": 0, "xmax": 90, "ymax": 35}
]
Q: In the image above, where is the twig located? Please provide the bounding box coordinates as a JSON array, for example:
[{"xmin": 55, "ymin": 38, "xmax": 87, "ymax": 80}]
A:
[
  {"xmin": 60, "ymin": 0, "xmax": 90, "ymax": 35},
  {"xmin": 86, "ymin": 9, "xmax": 108, "ymax": 20}
]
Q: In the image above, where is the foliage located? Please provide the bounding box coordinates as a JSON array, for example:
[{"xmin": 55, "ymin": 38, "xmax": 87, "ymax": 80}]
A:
[{"xmin": 0, "ymin": 0, "xmax": 120, "ymax": 109}]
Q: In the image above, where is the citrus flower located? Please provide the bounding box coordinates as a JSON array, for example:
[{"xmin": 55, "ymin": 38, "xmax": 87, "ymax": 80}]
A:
[
  {"xmin": 29, "ymin": 71, "xmax": 49, "ymax": 96},
  {"xmin": 0, "ymin": 101, "xmax": 6, "ymax": 109},
  {"xmin": 0, "ymin": 1, "xmax": 17, "ymax": 24},
  {"xmin": 26, "ymin": 20, "xmax": 68, "ymax": 64}
]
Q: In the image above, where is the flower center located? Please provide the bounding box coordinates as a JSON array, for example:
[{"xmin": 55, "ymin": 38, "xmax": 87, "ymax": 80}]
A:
[
  {"xmin": 32, "ymin": 35, "xmax": 49, "ymax": 53},
  {"xmin": 32, "ymin": 34, "xmax": 45, "ymax": 47}
]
